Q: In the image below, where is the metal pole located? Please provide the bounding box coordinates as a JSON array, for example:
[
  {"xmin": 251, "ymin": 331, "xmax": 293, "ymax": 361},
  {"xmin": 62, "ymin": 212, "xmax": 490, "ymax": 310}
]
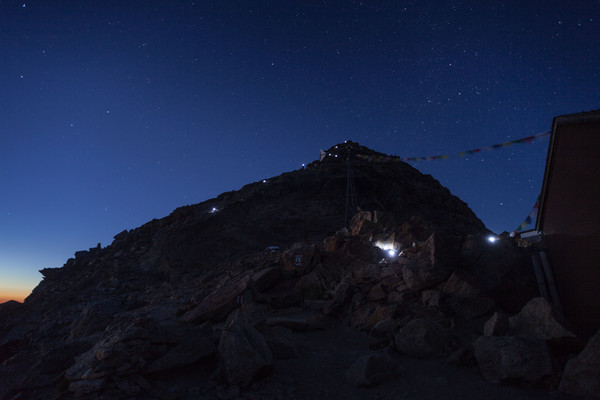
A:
[
  {"xmin": 539, "ymin": 251, "xmax": 564, "ymax": 313},
  {"xmin": 531, "ymin": 254, "xmax": 550, "ymax": 301},
  {"xmin": 345, "ymin": 153, "xmax": 351, "ymax": 228}
]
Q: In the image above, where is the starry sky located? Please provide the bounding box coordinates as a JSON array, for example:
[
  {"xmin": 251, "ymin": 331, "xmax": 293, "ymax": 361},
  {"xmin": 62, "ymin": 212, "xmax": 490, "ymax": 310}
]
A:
[{"xmin": 1, "ymin": 1, "xmax": 599, "ymax": 302}]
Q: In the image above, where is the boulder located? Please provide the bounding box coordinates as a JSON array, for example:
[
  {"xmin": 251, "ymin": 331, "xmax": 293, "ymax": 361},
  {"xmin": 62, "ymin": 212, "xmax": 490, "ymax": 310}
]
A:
[
  {"xmin": 345, "ymin": 350, "xmax": 405, "ymax": 387},
  {"xmin": 349, "ymin": 210, "xmax": 381, "ymax": 237},
  {"xmin": 354, "ymin": 264, "xmax": 381, "ymax": 282},
  {"xmin": 509, "ymin": 297, "xmax": 576, "ymax": 340},
  {"xmin": 323, "ymin": 278, "xmax": 352, "ymax": 315},
  {"xmin": 68, "ymin": 298, "xmax": 122, "ymax": 341},
  {"xmin": 442, "ymin": 269, "xmax": 482, "ymax": 298},
  {"xmin": 323, "ymin": 233, "xmax": 346, "ymax": 252},
  {"xmin": 394, "ymin": 318, "xmax": 453, "ymax": 359},
  {"xmin": 38, "ymin": 340, "xmax": 94, "ymax": 374},
  {"xmin": 144, "ymin": 323, "xmax": 217, "ymax": 374},
  {"xmin": 344, "ymin": 236, "xmax": 373, "ymax": 259},
  {"xmin": 473, "ymin": 336, "xmax": 553, "ymax": 383},
  {"xmin": 294, "ymin": 271, "xmax": 324, "ymax": 300},
  {"xmin": 447, "ymin": 345, "xmax": 476, "ymax": 367},
  {"xmin": 483, "ymin": 312, "xmax": 510, "ymax": 336},
  {"xmin": 256, "ymin": 278, "xmax": 303, "ymax": 309},
  {"xmin": 380, "ymin": 264, "xmax": 403, "ymax": 279},
  {"xmin": 368, "ymin": 318, "xmax": 399, "ymax": 350},
  {"xmin": 402, "ymin": 233, "xmax": 459, "ymax": 291},
  {"xmin": 181, "ymin": 275, "xmax": 250, "ymax": 323},
  {"xmin": 559, "ymin": 328, "xmax": 600, "ymax": 398},
  {"xmin": 282, "ymin": 244, "xmax": 317, "ymax": 270},
  {"xmin": 450, "ymin": 295, "xmax": 495, "ymax": 320},
  {"xmin": 394, "ymin": 216, "xmax": 429, "ymax": 248},
  {"xmin": 225, "ymin": 302, "xmax": 269, "ymax": 331},
  {"xmin": 350, "ymin": 304, "xmax": 375, "ymax": 329},
  {"xmin": 218, "ymin": 320, "xmax": 273, "ymax": 387},
  {"xmin": 388, "ymin": 290, "xmax": 411, "ymax": 305},
  {"xmin": 421, "ymin": 290, "xmax": 442, "ymax": 307},
  {"xmin": 367, "ymin": 304, "xmax": 398, "ymax": 330},
  {"xmin": 367, "ymin": 282, "xmax": 387, "ymax": 302},
  {"xmin": 252, "ymin": 267, "xmax": 283, "ymax": 292}
]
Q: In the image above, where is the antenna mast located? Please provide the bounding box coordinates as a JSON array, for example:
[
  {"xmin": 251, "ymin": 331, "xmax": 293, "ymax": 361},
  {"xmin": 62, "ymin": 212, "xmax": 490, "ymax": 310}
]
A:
[{"xmin": 345, "ymin": 145, "xmax": 359, "ymax": 228}]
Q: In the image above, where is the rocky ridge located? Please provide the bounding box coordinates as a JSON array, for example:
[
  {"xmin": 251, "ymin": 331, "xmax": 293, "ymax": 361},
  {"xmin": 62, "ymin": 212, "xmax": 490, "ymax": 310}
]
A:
[{"xmin": 1, "ymin": 142, "xmax": 598, "ymax": 399}]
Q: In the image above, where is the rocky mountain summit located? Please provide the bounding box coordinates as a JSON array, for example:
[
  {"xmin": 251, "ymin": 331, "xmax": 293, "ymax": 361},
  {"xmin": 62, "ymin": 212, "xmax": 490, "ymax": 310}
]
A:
[{"xmin": 1, "ymin": 142, "xmax": 598, "ymax": 399}]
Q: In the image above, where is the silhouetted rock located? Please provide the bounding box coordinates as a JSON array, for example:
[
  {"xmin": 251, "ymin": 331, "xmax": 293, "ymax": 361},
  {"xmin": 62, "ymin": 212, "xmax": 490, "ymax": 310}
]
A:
[
  {"xmin": 509, "ymin": 297, "xmax": 576, "ymax": 340},
  {"xmin": 394, "ymin": 318, "xmax": 453, "ymax": 359},
  {"xmin": 368, "ymin": 318, "xmax": 399, "ymax": 350},
  {"xmin": 474, "ymin": 336, "xmax": 553, "ymax": 383},
  {"xmin": 218, "ymin": 319, "xmax": 273, "ymax": 387},
  {"xmin": 402, "ymin": 233, "xmax": 460, "ymax": 291},
  {"xmin": 345, "ymin": 349, "xmax": 405, "ymax": 387},
  {"xmin": 252, "ymin": 267, "xmax": 283, "ymax": 292},
  {"xmin": 559, "ymin": 328, "xmax": 600, "ymax": 398},
  {"xmin": 144, "ymin": 323, "xmax": 216, "ymax": 374},
  {"xmin": 181, "ymin": 275, "xmax": 251, "ymax": 323},
  {"xmin": 483, "ymin": 312, "xmax": 510, "ymax": 336}
]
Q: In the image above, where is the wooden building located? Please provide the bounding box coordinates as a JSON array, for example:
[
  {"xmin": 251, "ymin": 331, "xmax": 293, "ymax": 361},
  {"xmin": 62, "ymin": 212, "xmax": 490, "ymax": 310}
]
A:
[{"xmin": 535, "ymin": 110, "xmax": 600, "ymax": 337}]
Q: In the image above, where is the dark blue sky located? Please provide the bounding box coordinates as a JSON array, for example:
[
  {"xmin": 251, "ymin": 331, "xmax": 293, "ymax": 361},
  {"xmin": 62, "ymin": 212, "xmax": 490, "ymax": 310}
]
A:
[{"xmin": 1, "ymin": 0, "xmax": 598, "ymax": 301}]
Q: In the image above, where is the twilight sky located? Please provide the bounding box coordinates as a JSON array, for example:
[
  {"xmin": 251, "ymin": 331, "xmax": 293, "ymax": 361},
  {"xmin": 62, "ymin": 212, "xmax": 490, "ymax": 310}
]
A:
[{"xmin": 1, "ymin": 0, "xmax": 598, "ymax": 302}]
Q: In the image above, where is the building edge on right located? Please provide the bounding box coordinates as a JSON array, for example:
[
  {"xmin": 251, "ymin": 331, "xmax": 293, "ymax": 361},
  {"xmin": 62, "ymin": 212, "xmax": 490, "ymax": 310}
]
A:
[{"xmin": 534, "ymin": 109, "xmax": 600, "ymax": 338}]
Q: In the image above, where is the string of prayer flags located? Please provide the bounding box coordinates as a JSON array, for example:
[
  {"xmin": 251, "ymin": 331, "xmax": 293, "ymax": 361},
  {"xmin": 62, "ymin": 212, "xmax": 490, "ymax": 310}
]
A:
[
  {"xmin": 514, "ymin": 194, "xmax": 541, "ymax": 233},
  {"xmin": 356, "ymin": 131, "xmax": 550, "ymax": 163}
]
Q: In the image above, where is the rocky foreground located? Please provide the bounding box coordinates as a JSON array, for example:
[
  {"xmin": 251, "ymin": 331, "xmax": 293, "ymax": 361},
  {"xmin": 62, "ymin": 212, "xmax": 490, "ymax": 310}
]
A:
[{"xmin": 1, "ymin": 142, "xmax": 598, "ymax": 399}]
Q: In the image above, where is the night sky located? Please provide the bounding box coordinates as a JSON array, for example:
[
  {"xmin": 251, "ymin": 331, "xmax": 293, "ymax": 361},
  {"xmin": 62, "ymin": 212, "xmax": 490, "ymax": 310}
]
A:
[{"xmin": 1, "ymin": 1, "xmax": 598, "ymax": 302}]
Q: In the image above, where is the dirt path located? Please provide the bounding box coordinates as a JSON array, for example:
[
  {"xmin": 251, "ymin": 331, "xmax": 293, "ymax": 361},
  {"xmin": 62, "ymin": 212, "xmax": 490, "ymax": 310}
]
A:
[{"xmin": 257, "ymin": 323, "xmax": 574, "ymax": 400}]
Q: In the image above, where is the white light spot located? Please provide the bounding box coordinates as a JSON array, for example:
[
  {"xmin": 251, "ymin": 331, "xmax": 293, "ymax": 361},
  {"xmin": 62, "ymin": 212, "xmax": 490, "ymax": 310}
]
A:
[
  {"xmin": 487, "ymin": 236, "xmax": 497, "ymax": 243},
  {"xmin": 387, "ymin": 249, "xmax": 396, "ymax": 257}
]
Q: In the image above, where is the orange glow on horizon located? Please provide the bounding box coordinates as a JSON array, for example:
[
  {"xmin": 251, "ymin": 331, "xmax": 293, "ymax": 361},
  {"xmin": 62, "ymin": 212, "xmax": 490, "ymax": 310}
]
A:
[{"xmin": 0, "ymin": 289, "xmax": 29, "ymax": 304}]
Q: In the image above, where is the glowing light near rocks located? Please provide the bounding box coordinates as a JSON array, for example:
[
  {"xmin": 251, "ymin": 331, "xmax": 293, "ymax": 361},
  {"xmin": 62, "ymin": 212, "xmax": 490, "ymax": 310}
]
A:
[
  {"xmin": 374, "ymin": 241, "xmax": 399, "ymax": 257},
  {"xmin": 487, "ymin": 236, "xmax": 497, "ymax": 243}
]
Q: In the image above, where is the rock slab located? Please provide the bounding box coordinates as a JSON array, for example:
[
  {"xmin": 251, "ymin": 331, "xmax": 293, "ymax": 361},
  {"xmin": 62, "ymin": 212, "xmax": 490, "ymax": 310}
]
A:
[
  {"xmin": 394, "ymin": 318, "xmax": 452, "ymax": 359},
  {"xmin": 473, "ymin": 336, "xmax": 553, "ymax": 383},
  {"xmin": 218, "ymin": 320, "xmax": 273, "ymax": 387},
  {"xmin": 559, "ymin": 328, "xmax": 600, "ymax": 398}
]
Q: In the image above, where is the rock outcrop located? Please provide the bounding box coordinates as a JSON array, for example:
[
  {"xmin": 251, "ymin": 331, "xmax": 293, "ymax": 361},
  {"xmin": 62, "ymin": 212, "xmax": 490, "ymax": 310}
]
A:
[
  {"xmin": 1, "ymin": 142, "xmax": 593, "ymax": 400},
  {"xmin": 559, "ymin": 328, "xmax": 600, "ymax": 398}
]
